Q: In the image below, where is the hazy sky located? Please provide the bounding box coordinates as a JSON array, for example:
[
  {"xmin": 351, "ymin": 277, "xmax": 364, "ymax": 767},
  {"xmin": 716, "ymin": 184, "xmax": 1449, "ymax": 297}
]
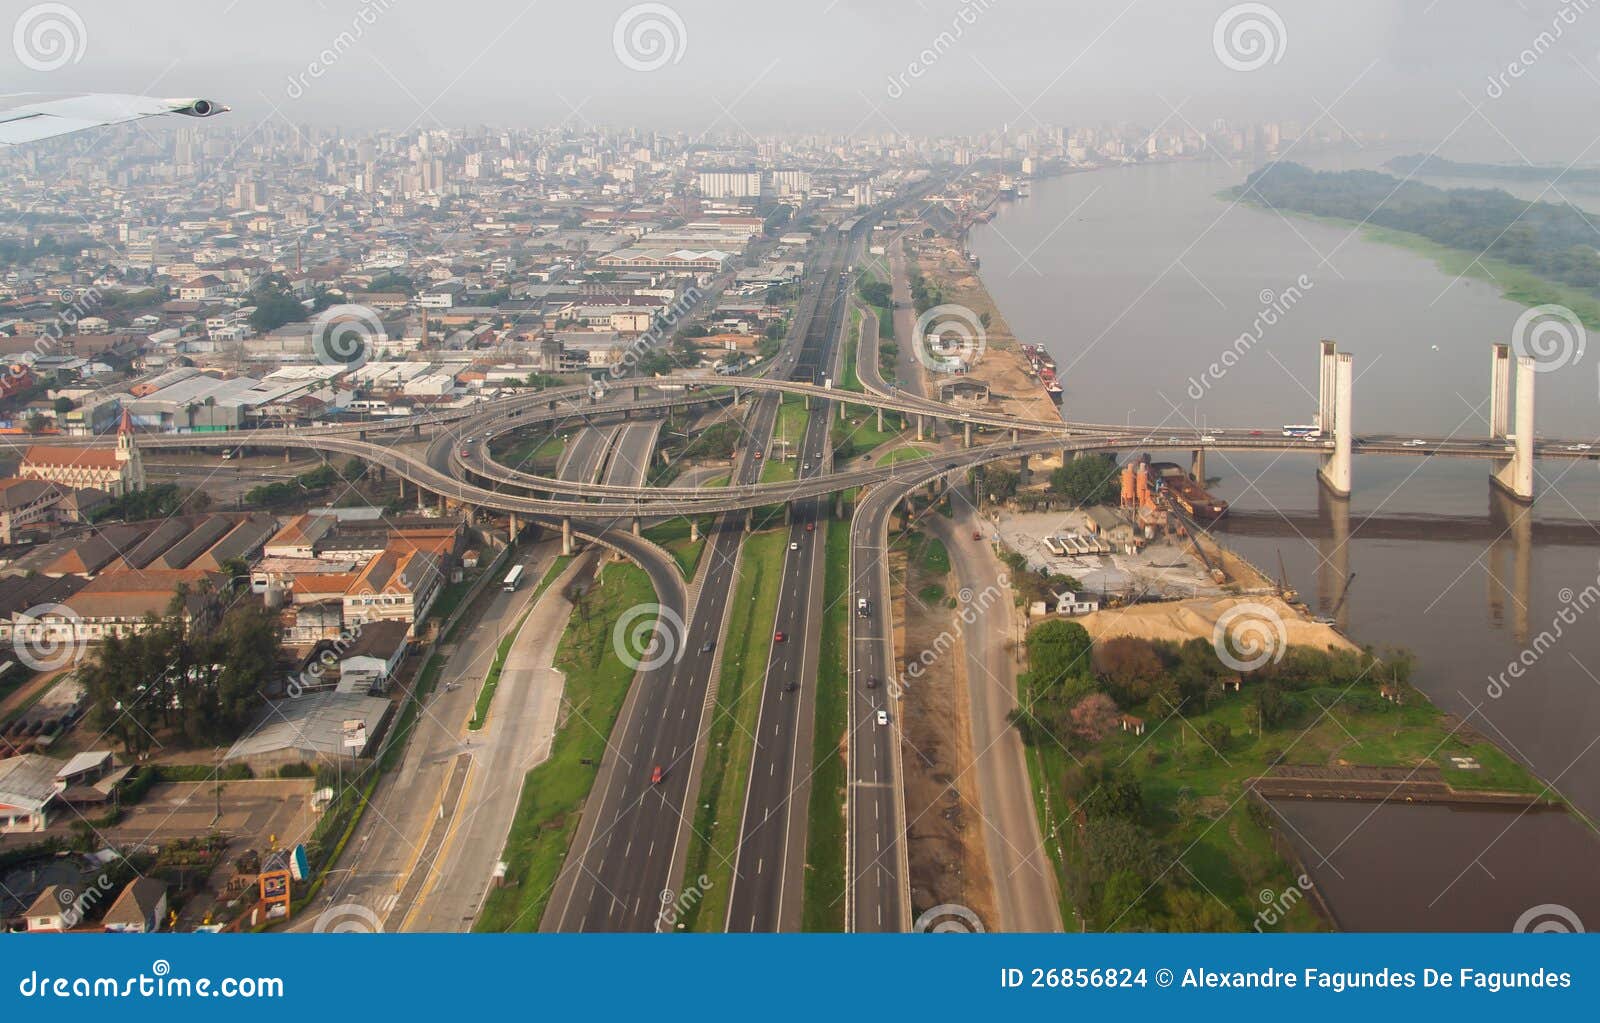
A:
[{"xmin": 4, "ymin": 1, "xmax": 1599, "ymax": 160}]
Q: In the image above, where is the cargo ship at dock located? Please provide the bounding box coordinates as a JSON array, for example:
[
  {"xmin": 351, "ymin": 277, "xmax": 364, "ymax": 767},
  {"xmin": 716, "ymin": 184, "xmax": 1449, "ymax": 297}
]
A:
[
  {"xmin": 1150, "ymin": 460, "xmax": 1228, "ymax": 521},
  {"xmin": 1021, "ymin": 343, "xmax": 1064, "ymax": 403}
]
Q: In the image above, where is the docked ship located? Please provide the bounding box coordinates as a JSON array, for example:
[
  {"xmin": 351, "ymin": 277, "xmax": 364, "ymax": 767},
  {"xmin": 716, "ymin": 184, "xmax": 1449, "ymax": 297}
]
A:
[{"xmin": 1150, "ymin": 460, "xmax": 1229, "ymax": 521}]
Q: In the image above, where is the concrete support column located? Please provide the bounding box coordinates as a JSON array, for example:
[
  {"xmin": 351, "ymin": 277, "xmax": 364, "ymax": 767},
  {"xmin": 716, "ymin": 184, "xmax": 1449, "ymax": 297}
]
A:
[
  {"xmin": 509, "ymin": 512, "xmax": 520, "ymax": 540},
  {"xmin": 1191, "ymin": 447, "xmax": 1206, "ymax": 484},
  {"xmin": 964, "ymin": 422, "xmax": 972, "ymax": 448},
  {"xmin": 1317, "ymin": 351, "xmax": 1354, "ymax": 497},
  {"xmin": 632, "ymin": 517, "xmax": 641, "ymax": 537},
  {"xmin": 1492, "ymin": 355, "xmax": 1536, "ymax": 501},
  {"xmin": 1318, "ymin": 338, "xmax": 1338, "ymax": 432},
  {"xmin": 561, "ymin": 517, "xmax": 573, "ymax": 556},
  {"xmin": 784, "ymin": 503, "xmax": 793, "ymax": 525},
  {"xmin": 1489, "ymin": 343, "xmax": 1512, "ymax": 439},
  {"xmin": 839, "ymin": 401, "xmax": 847, "ymax": 422},
  {"xmin": 876, "ymin": 407, "xmax": 884, "ymax": 432},
  {"xmin": 1019, "ymin": 454, "xmax": 1031, "ymax": 478},
  {"xmin": 633, "ymin": 385, "xmax": 642, "ymax": 402},
  {"xmin": 689, "ymin": 519, "xmax": 700, "ymax": 542},
  {"xmin": 915, "ymin": 415, "xmax": 925, "ymax": 441},
  {"xmin": 1010, "ymin": 428, "xmax": 1019, "ymax": 444}
]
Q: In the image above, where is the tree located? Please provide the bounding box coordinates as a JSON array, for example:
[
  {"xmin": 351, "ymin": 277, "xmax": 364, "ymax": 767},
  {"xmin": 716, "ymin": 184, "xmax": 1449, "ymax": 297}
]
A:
[
  {"xmin": 1069, "ymin": 692, "xmax": 1121, "ymax": 743},
  {"xmin": 1050, "ymin": 454, "xmax": 1120, "ymax": 505},
  {"xmin": 53, "ymin": 396, "xmax": 74, "ymax": 414},
  {"xmin": 1095, "ymin": 636, "xmax": 1163, "ymax": 704},
  {"xmin": 1026, "ymin": 619, "xmax": 1095, "ymax": 687}
]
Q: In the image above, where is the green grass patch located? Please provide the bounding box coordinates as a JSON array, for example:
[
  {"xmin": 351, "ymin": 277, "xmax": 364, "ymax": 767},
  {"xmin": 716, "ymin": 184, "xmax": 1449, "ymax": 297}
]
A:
[
  {"xmin": 802, "ymin": 518, "xmax": 851, "ymax": 930},
  {"xmin": 642, "ymin": 517, "xmax": 713, "ymax": 578},
  {"xmin": 878, "ymin": 445, "xmax": 934, "ymax": 466},
  {"xmin": 832, "ymin": 409, "xmax": 899, "ymax": 461},
  {"xmin": 679, "ymin": 529, "xmax": 788, "ymax": 931},
  {"xmin": 474, "ymin": 562, "xmax": 658, "ymax": 932},
  {"xmin": 840, "ymin": 307, "xmax": 865, "ymax": 393},
  {"xmin": 921, "ymin": 537, "xmax": 950, "ymax": 575}
]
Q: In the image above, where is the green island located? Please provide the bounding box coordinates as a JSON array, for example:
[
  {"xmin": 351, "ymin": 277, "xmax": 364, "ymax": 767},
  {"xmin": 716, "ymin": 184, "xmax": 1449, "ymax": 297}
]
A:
[{"xmin": 1233, "ymin": 161, "xmax": 1600, "ymax": 327}]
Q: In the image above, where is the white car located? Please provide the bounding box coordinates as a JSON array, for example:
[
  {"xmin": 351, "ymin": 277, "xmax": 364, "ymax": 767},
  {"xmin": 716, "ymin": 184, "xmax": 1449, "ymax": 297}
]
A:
[
  {"xmin": 1566, "ymin": 443, "xmax": 1593, "ymax": 451},
  {"xmin": 789, "ymin": 541, "xmax": 799, "ymax": 551},
  {"xmin": 1403, "ymin": 438, "xmax": 1427, "ymax": 447},
  {"xmin": 876, "ymin": 710, "xmax": 889, "ymax": 726},
  {"xmin": 1200, "ymin": 434, "xmax": 1216, "ymax": 443}
]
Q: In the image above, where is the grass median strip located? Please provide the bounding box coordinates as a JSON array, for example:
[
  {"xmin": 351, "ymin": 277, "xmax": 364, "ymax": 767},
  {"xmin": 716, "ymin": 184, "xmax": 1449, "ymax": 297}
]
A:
[
  {"xmin": 642, "ymin": 516, "xmax": 712, "ymax": 579},
  {"xmin": 802, "ymin": 517, "xmax": 851, "ymax": 931},
  {"xmin": 680, "ymin": 529, "xmax": 788, "ymax": 931},
  {"xmin": 474, "ymin": 561, "xmax": 656, "ymax": 932},
  {"xmin": 467, "ymin": 555, "xmax": 573, "ymax": 731}
]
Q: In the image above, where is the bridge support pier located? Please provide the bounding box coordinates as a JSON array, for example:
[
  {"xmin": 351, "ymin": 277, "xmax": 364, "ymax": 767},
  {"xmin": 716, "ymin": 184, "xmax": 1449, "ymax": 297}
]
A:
[
  {"xmin": 915, "ymin": 416, "xmax": 925, "ymax": 441},
  {"xmin": 1316, "ymin": 343, "xmax": 1354, "ymax": 497},
  {"xmin": 561, "ymin": 517, "xmax": 573, "ymax": 556},
  {"xmin": 689, "ymin": 519, "xmax": 699, "ymax": 542},
  {"xmin": 839, "ymin": 401, "xmax": 846, "ymax": 422},
  {"xmin": 1019, "ymin": 454, "xmax": 1031, "ymax": 478},
  {"xmin": 509, "ymin": 513, "xmax": 520, "ymax": 540},
  {"xmin": 876, "ymin": 407, "xmax": 884, "ymax": 432},
  {"xmin": 1011, "ymin": 428, "xmax": 1019, "ymax": 444},
  {"xmin": 633, "ymin": 385, "xmax": 642, "ymax": 402},
  {"xmin": 1489, "ymin": 344, "xmax": 1536, "ymax": 502},
  {"xmin": 412, "ymin": 424, "xmax": 421, "ymax": 438},
  {"xmin": 1191, "ymin": 448, "xmax": 1206, "ymax": 484},
  {"xmin": 784, "ymin": 503, "xmax": 793, "ymax": 525},
  {"xmin": 964, "ymin": 422, "xmax": 972, "ymax": 448},
  {"xmin": 632, "ymin": 517, "xmax": 641, "ymax": 537},
  {"xmin": 1487, "ymin": 485, "xmax": 1534, "ymax": 645}
]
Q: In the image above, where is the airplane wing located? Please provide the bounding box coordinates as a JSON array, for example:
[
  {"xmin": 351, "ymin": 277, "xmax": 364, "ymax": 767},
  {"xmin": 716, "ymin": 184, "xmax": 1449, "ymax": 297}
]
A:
[{"xmin": 0, "ymin": 93, "xmax": 228, "ymax": 146}]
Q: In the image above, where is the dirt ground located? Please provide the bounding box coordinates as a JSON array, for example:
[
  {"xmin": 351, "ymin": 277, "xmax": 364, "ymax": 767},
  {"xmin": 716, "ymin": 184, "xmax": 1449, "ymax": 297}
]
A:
[
  {"xmin": 1074, "ymin": 594, "xmax": 1359, "ymax": 654},
  {"xmin": 891, "ymin": 536, "xmax": 999, "ymax": 931},
  {"xmin": 909, "ymin": 238, "xmax": 1064, "ymax": 429}
]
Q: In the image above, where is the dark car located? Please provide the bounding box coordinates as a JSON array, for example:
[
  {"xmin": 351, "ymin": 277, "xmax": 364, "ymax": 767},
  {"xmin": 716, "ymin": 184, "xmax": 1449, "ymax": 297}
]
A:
[{"xmin": 699, "ymin": 640, "xmax": 715, "ymax": 654}]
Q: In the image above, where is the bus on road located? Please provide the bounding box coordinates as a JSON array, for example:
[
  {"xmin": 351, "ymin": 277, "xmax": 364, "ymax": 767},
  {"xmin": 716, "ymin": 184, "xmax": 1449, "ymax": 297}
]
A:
[{"xmin": 502, "ymin": 564, "xmax": 526, "ymax": 592}]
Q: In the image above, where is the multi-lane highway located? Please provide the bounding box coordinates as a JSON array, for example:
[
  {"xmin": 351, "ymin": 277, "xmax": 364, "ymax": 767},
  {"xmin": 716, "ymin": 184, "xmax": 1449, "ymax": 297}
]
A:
[{"xmin": 723, "ymin": 233, "xmax": 855, "ymax": 931}]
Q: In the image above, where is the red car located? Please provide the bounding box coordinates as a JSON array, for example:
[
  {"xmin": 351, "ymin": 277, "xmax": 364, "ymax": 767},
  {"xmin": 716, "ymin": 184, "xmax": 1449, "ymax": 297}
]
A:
[
  {"xmin": 972, "ymin": 530, "xmax": 982, "ymax": 541},
  {"xmin": 651, "ymin": 765, "xmax": 663, "ymax": 785},
  {"xmin": 753, "ymin": 449, "xmax": 763, "ymax": 459},
  {"xmin": 805, "ymin": 522, "xmax": 815, "ymax": 532},
  {"xmin": 774, "ymin": 630, "xmax": 786, "ymax": 643}
]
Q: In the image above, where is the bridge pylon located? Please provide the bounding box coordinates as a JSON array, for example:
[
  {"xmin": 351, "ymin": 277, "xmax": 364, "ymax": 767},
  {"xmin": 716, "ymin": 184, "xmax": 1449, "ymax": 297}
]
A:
[
  {"xmin": 1316, "ymin": 342, "xmax": 1353, "ymax": 497},
  {"xmin": 1489, "ymin": 344, "xmax": 1536, "ymax": 502}
]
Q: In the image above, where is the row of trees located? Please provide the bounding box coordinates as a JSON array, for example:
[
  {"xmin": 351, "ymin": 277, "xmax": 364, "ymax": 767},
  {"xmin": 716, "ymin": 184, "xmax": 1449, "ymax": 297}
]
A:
[{"xmin": 83, "ymin": 594, "xmax": 282, "ymax": 753}]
